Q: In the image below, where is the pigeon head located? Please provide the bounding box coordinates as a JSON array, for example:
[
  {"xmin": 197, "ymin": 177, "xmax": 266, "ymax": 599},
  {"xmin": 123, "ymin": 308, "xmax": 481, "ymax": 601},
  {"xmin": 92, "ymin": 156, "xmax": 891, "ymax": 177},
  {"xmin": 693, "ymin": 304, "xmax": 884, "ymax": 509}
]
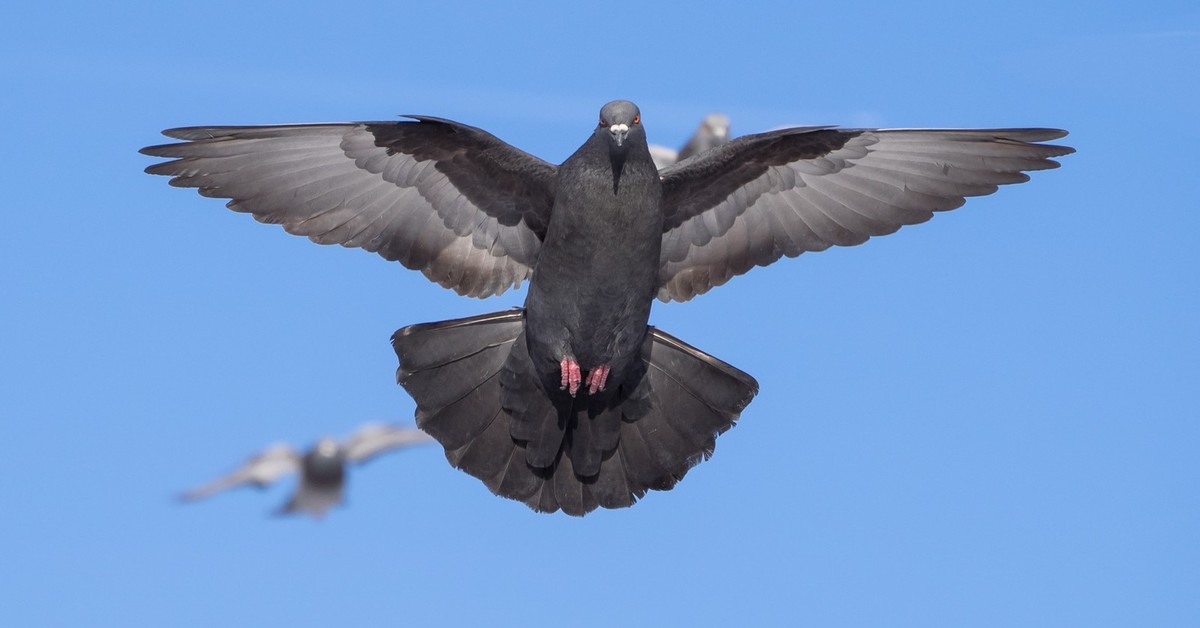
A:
[
  {"xmin": 702, "ymin": 113, "xmax": 730, "ymax": 141},
  {"xmin": 301, "ymin": 438, "xmax": 346, "ymax": 488},
  {"xmin": 313, "ymin": 437, "xmax": 340, "ymax": 459},
  {"xmin": 597, "ymin": 100, "xmax": 643, "ymax": 150}
]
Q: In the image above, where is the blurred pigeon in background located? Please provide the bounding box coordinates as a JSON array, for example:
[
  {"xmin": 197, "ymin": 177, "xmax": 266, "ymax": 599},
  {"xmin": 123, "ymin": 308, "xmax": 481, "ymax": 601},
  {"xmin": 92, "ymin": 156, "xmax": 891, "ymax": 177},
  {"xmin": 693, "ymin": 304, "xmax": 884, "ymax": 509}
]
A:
[
  {"xmin": 179, "ymin": 423, "xmax": 433, "ymax": 518},
  {"xmin": 649, "ymin": 112, "xmax": 731, "ymax": 169},
  {"xmin": 145, "ymin": 100, "xmax": 1072, "ymax": 516}
]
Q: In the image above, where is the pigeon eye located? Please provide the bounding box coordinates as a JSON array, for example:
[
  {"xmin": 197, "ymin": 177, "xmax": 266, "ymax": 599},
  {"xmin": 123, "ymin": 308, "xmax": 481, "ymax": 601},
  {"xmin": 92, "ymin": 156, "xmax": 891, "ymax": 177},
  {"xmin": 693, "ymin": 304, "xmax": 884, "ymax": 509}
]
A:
[
  {"xmin": 600, "ymin": 118, "xmax": 607, "ymax": 126},
  {"xmin": 633, "ymin": 115, "xmax": 640, "ymax": 125}
]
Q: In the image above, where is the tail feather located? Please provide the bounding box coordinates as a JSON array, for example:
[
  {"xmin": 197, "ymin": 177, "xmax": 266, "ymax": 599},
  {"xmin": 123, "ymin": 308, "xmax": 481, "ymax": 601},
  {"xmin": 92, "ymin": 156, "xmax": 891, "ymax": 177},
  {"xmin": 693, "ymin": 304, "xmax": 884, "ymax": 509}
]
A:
[
  {"xmin": 500, "ymin": 332, "xmax": 566, "ymax": 468},
  {"xmin": 614, "ymin": 417, "xmax": 682, "ymax": 492},
  {"xmin": 443, "ymin": 407, "xmax": 506, "ymax": 471},
  {"xmin": 610, "ymin": 327, "xmax": 759, "ymax": 478},
  {"xmin": 646, "ymin": 329, "xmax": 760, "ymax": 416},
  {"xmin": 631, "ymin": 402, "xmax": 702, "ymax": 476},
  {"xmin": 566, "ymin": 402, "xmax": 622, "ymax": 478},
  {"xmin": 420, "ymin": 373, "xmax": 505, "ymax": 450},
  {"xmin": 591, "ymin": 405, "xmax": 624, "ymax": 454},
  {"xmin": 552, "ymin": 450, "xmax": 599, "ymax": 515},
  {"xmin": 486, "ymin": 440, "xmax": 543, "ymax": 503},
  {"xmin": 530, "ymin": 471, "xmax": 560, "ymax": 513},
  {"xmin": 394, "ymin": 310, "xmax": 525, "ymax": 372},
  {"xmin": 579, "ymin": 397, "xmax": 627, "ymax": 472},
  {"xmin": 589, "ymin": 447, "xmax": 638, "ymax": 509},
  {"xmin": 393, "ymin": 309, "xmax": 759, "ymax": 516},
  {"xmin": 393, "ymin": 310, "xmax": 522, "ymax": 421}
]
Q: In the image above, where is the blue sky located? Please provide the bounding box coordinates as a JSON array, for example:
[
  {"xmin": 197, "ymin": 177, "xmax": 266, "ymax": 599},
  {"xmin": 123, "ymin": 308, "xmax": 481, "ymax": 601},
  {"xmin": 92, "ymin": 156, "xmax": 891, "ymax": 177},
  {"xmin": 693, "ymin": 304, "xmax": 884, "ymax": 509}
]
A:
[{"xmin": 2, "ymin": 1, "xmax": 1197, "ymax": 626}]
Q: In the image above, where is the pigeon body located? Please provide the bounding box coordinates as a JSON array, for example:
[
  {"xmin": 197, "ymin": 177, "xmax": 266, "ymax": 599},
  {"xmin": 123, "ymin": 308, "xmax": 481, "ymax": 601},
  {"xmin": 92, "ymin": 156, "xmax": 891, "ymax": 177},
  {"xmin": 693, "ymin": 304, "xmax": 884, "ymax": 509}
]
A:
[
  {"xmin": 145, "ymin": 101, "xmax": 1073, "ymax": 515},
  {"xmin": 525, "ymin": 101, "xmax": 662, "ymax": 395},
  {"xmin": 278, "ymin": 438, "xmax": 347, "ymax": 516},
  {"xmin": 179, "ymin": 424, "xmax": 432, "ymax": 517}
]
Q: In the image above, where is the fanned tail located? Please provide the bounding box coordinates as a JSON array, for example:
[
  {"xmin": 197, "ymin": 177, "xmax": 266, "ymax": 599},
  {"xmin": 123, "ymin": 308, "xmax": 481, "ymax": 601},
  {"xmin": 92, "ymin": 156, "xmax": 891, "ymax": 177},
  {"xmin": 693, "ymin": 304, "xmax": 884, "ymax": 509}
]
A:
[{"xmin": 392, "ymin": 309, "xmax": 758, "ymax": 516}]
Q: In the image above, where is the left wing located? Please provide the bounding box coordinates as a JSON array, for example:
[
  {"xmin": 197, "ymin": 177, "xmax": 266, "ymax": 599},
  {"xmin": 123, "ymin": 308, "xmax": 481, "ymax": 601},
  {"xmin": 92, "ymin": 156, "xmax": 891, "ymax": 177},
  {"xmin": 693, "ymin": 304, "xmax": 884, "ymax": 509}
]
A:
[
  {"xmin": 657, "ymin": 127, "xmax": 1074, "ymax": 302},
  {"xmin": 343, "ymin": 423, "xmax": 435, "ymax": 465}
]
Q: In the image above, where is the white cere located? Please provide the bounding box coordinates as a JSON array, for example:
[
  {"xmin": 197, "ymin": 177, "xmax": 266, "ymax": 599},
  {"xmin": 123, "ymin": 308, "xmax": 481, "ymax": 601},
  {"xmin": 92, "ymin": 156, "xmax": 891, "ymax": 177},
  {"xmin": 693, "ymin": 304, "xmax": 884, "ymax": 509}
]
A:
[{"xmin": 609, "ymin": 123, "xmax": 629, "ymax": 133}]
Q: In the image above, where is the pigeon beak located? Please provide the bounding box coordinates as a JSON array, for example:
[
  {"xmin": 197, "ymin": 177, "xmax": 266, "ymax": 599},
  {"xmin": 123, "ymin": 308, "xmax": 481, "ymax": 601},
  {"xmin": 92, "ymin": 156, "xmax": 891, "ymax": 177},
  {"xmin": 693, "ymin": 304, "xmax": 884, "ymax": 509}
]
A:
[{"xmin": 609, "ymin": 123, "xmax": 630, "ymax": 147}]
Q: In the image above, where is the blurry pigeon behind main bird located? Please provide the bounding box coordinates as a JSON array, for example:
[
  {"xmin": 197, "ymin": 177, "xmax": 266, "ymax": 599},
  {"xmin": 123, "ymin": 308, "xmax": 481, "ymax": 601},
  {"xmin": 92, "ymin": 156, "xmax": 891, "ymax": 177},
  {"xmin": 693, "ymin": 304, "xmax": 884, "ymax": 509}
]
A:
[
  {"xmin": 179, "ymin": 423, "xmax": 433, "ymax": 518},
  {"xmin": 144, "ymin": 100, "xmax": 1073, "ymax": 516},
  {"xmin": 649, "ymin": 112, "xmax": 731, "ymax": 169}
]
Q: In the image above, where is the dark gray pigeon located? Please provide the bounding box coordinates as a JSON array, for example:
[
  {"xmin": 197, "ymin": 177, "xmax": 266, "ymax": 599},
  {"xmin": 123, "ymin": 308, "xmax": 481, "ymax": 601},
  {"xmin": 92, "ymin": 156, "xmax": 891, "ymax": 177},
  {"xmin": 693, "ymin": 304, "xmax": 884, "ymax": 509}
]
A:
[
  {"xmin": 650, "ymin": 112, "xmax": 731, "ymax": 169},
  {"xmin": 179, "ymin": 423, "xmax": 433, "ymax": 517},
  {"xmin": 143, "ymin": 100, "xmax": 1073, "ymax": 516}
]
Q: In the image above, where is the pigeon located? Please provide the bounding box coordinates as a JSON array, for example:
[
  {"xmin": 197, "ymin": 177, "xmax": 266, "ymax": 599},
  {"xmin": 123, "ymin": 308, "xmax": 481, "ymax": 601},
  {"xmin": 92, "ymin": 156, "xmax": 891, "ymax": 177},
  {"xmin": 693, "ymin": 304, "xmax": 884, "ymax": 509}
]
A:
[
  {"xmin": 143, "ymin": 100, "xmax": 1073, "ymax": 516},
  {"xmin": 179, "ymin": 423, "xmax": 434, "ymax": 517},
  {"xmin": 649, "ymin": 112, "xmax": 731, "ymax": 169}
]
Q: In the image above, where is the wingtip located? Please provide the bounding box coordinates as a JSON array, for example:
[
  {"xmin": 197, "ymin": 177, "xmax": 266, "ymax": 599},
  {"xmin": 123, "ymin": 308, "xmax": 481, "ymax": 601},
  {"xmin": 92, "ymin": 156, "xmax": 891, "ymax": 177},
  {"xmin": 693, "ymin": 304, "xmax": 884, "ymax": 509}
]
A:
[
  {"xmin": 398, "ymin": 114, "xmax": 452, "ymax": 124},
  {"xmin": 1023, "ymin": 128, "xmax": 1075, "ymax": 154},
  {"xmin": 1008, "ymin": 128, "xmax": 1075, "ymax": 153},
  {"xmin": 142, "ymin": 159, "xmax": 178, "ymax": 175},
  {"xmin": 160, "ymin": 126, "xmax": 214, "ymax": 140},
  {"xmin": 139, "ymin": 143, "xmax": 176, "ymax": 158}
]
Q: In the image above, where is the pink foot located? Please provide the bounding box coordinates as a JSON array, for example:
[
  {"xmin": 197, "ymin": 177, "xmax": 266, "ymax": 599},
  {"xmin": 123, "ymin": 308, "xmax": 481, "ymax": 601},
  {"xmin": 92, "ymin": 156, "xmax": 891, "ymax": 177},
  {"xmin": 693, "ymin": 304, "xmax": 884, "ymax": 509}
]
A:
[
  {"xmin": 585, "ymin": 364, "xmax": 611, "ymax": 395},
  {"xmin": 560, "ymin": 357, "xmax": 582, "ymax": 396}
]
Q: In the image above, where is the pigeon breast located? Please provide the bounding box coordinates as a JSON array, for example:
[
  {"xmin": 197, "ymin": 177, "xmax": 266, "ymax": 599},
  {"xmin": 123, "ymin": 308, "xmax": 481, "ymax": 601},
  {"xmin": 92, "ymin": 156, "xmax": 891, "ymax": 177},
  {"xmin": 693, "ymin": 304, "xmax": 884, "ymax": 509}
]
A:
[{"xmin": 523, "ymin": 114, "xmax": 663, "ymax": 392}]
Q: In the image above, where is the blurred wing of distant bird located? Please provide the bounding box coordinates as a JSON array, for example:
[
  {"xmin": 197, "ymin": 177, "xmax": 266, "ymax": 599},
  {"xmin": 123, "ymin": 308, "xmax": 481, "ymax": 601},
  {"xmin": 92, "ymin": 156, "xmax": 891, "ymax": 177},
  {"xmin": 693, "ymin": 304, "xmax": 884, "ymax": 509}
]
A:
[
  {"xmin": 141, "ymin": 118, "xmax": 557, "ymax": 298},
  {"xmin": 649, "ymin": 144, "xmax": 679, "ymax": 170},
  {"xmin": 179, "ymin": 443, "xmax": 300, "ymax": 501},
  {"xmin": 657, "ymin": 127, "xmax": 1074, "ymax": 302},
  {"xmin": 343, "ymin": 423, "xmax": 436, "ymax": 464}
]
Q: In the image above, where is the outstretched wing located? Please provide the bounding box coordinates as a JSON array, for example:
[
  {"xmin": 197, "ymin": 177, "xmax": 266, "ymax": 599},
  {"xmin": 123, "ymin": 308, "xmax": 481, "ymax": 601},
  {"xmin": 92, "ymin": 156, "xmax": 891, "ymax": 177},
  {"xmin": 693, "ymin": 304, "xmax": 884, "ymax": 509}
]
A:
[
  {"xmin": 657, "ymin": 127, "xmax": 1074, "ymax": 302},
  {"xmin": 141, "ymin": 117, "xmax": 557, "ymax": 298},
  {"xmin": 342, "ymin": 423, "xmax": 435, "ymax": 465},
  {"xmin": 178, "ymin": 443, "xmax": 300, "ymax": 501}
]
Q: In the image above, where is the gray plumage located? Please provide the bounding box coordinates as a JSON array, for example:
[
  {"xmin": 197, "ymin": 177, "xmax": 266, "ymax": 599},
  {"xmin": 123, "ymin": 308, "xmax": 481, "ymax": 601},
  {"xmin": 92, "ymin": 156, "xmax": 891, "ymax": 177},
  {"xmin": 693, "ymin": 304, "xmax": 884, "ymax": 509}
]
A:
[
  {"xmin": 650, "ymin": 112, "xmax": 732, "ymax": 169},
  {"xmin": 144, "ymin": 100, "xmax": 1073, "ymax": 516},
  {"xmin": 178, "ymin": 423, "xmax": 433, "ymax": 517}
]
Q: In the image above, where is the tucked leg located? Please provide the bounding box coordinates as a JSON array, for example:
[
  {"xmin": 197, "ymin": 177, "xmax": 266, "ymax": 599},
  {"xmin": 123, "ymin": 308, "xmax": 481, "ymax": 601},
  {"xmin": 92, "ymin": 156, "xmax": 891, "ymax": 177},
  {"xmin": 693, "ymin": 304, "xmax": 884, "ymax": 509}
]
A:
[
  {"xmin": 560, "ymin": 356, "xmax": 582, "ymax": 396},
  {"xmin": 585, "ymin": 364, "xmax": 611, "ymax": 395}
]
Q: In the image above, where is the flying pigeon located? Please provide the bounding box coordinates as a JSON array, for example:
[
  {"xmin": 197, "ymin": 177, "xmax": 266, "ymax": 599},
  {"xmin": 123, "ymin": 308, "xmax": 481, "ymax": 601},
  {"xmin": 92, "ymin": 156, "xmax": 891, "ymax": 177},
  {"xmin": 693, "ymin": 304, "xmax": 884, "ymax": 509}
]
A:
[
  {"xmin": 649, "ymin": 112, "xmax": 731, "ymax": 169},
  {"xmin": 143, "ymin": 100, "xmax": 1073, "ymax": 516},
  {"xmin": 179, "ymin": 423, "xmax": 434, "ymax": 517}
]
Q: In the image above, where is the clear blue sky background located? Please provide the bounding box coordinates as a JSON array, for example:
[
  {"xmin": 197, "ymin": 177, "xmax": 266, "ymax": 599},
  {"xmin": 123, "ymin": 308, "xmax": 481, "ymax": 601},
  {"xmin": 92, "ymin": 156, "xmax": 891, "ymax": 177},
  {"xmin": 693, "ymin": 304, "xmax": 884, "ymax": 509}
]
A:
[{"xmin": 2, "ymin": 1, "xmax": 1197, "ymax": 626}]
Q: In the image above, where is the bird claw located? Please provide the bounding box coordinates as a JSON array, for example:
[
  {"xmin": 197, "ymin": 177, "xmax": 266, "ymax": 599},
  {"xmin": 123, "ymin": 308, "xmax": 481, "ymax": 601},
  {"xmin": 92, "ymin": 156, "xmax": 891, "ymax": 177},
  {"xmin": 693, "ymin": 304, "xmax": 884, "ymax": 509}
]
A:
[
  {"xmin": 559, "ymin": 359, "xmax": 610, "ymax": 396},
  {"xmin": 585, "ymin": 364, "xmax": 610, "ymax": 395},
  {"xmin": 560, "ymin": 357, "xmax": 582, "ymax": 396}
]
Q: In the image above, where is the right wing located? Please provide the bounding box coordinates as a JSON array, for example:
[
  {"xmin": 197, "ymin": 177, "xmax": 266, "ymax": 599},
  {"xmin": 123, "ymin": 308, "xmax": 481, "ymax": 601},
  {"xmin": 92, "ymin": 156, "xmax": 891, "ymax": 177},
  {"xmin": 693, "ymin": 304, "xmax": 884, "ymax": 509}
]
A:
[
  {"xmin": 141, "ymin": 117, "xmax": 557, "ymax": 298},
  {"xmin": 178, "ymin": 443, "xmax": 300, "ymax": 501}
]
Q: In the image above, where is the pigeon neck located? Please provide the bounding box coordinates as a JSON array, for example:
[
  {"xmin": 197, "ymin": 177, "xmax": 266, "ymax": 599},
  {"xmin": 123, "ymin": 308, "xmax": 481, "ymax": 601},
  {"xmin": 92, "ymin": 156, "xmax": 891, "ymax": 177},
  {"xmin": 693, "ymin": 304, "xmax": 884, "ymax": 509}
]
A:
[{"xmin": 609, "ymin": 146, "xmax": 628, "ymax": 194}]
